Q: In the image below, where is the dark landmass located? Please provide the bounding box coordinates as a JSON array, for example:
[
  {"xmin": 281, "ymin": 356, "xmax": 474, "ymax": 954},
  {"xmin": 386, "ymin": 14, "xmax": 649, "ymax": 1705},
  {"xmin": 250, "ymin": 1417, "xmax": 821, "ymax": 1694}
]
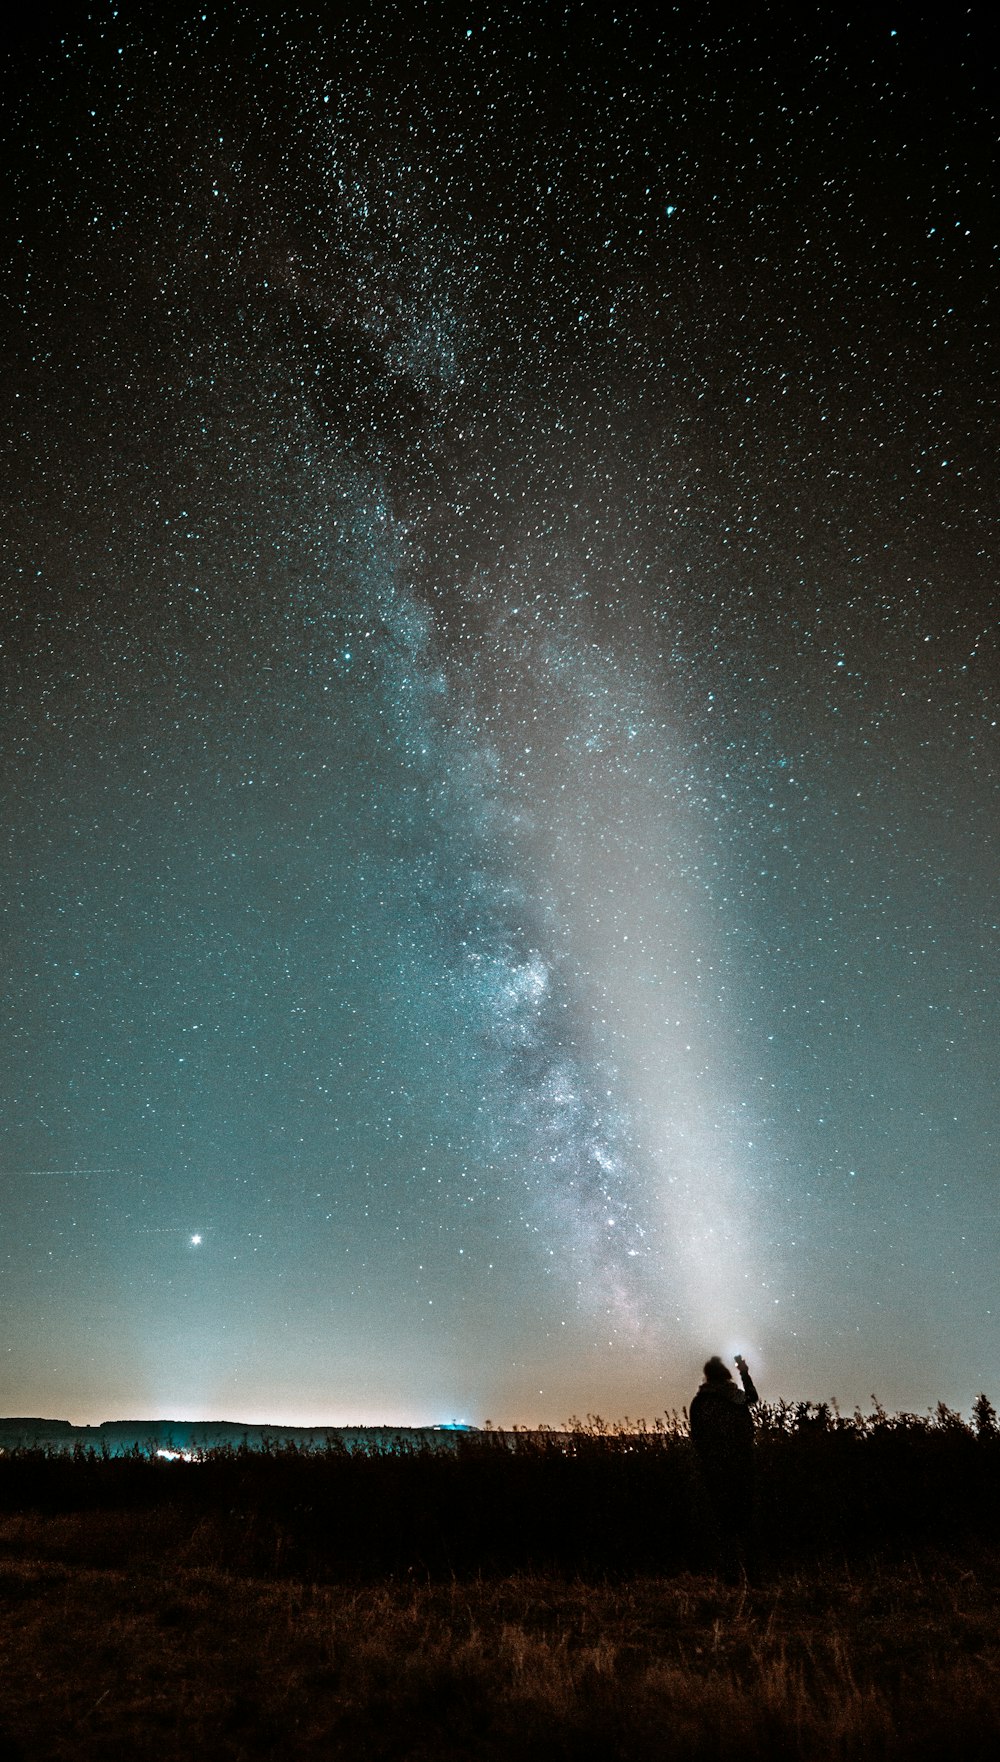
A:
[
  {"xmin": 1, "ymin": 1400, "xmax": 998, "ymax": 1576},
  {"xmin": 1, "ymin": 1406, "xmax": 998, "ymax": 1756},
  {"xmin": 0, "ymin": 1416, "xmax": 473, "ymax": 1455}
]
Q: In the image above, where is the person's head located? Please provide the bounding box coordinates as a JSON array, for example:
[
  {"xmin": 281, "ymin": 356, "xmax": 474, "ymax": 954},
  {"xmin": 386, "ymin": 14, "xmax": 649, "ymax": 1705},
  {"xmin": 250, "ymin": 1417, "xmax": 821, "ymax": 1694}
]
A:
[{"xmin": 703, "ymin": 1355, "xmax": 733, "ymax": 1384}]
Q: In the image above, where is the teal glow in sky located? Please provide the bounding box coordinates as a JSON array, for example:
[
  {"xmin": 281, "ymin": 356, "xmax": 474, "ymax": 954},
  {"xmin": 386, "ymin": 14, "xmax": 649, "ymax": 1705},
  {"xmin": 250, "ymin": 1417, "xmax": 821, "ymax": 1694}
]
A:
[{"xmin": 2, "ymin": 3, "xmax": 996, "ymax": 1424}]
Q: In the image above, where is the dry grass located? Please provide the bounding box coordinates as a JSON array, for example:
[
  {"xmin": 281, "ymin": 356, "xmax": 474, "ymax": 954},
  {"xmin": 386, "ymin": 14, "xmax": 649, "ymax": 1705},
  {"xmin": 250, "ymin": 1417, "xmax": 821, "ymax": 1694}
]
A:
[
  {"xmin": 1, "ymin": 1415, "xmax": 998, "ymax": 1755},
  {"xmin": 1, "ymin": 1524, "xmax": 998, "ymax": 1759}
]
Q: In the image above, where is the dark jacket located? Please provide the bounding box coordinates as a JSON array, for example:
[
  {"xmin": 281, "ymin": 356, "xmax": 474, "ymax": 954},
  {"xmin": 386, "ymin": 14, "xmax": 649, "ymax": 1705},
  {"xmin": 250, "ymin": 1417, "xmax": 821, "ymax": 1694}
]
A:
[{"xmin": 689, "ymin": 1366, "xmax": 759, "ymax": 1471}]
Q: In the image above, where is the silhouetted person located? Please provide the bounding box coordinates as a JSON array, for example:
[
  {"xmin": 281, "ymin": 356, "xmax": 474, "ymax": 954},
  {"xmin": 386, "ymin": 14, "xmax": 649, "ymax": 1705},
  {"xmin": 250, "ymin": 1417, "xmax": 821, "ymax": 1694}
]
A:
[{"xmin": 690, "ymin": 1354, "xmax": 759, "ymax": 1579}]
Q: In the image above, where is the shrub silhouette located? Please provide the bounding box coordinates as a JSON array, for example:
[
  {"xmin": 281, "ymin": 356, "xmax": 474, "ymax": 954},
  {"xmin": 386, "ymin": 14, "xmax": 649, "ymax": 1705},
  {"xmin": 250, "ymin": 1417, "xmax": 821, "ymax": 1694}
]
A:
[{"xmin": 0, "ymin": 1400, "xmax": 997, "ymax": 1580}]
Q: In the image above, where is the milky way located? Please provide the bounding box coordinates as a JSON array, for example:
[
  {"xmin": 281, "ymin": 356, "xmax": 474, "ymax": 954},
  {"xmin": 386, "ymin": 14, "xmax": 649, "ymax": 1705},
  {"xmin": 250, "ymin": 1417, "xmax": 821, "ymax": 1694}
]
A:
[{"xmin": 2, "ymin": 5, "xmax": 996, "ymax": 1423}]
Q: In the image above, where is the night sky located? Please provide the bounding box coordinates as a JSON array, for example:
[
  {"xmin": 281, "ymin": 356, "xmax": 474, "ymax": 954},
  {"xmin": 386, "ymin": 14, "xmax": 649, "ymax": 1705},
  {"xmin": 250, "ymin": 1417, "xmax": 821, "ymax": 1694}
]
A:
[{"xmin": 3, "ymin": 3, "xmax": 996, "ymax": 1426}]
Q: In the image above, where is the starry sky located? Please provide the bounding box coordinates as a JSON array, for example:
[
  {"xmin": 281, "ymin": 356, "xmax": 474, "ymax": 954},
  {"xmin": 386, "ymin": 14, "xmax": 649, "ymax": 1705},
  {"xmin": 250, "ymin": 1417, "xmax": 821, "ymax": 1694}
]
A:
[{"xmin": 2, "ymin": 2, "xmax": 997, "ymax": 1426}]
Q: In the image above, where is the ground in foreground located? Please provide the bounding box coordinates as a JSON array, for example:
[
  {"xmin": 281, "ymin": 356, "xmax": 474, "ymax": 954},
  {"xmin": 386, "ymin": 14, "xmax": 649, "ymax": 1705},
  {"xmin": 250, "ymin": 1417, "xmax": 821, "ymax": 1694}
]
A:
[{"xmin": 0, "ymin": 1530, "xmax": 997, "ymax": 1758}]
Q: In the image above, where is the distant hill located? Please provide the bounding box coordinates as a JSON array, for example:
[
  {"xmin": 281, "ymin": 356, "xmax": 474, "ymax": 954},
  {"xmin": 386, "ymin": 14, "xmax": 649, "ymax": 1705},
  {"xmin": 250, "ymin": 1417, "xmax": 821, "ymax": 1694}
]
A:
[{"xmin": 0, "ymin": 1417, "xmax": 475, "ymax": 1456}]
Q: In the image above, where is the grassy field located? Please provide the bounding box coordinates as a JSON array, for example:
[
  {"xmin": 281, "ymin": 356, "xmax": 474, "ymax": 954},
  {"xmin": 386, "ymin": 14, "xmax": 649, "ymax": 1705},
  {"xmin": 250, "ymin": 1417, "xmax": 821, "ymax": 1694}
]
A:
[
  {"xmin": 1, "ymin": 1406, "xmax": 998, "ymax": 1757},
  {"xmin": 1, "ymin": 1536, "xmax": 999, "ymax": 1759}
]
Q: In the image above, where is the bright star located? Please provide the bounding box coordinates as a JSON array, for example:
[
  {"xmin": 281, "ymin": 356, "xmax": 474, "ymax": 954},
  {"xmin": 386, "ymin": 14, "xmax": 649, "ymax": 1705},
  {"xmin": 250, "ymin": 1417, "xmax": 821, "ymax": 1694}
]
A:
[{"xmin": 190, "ymin": 1233, "xmax": 203, "ymax": 1246}]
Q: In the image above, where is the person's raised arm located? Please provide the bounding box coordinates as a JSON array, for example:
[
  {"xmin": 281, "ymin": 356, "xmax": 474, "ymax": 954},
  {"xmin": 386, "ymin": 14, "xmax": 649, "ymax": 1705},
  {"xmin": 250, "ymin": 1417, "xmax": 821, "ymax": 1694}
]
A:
[{"xmin": 734, "ymin": 1354, "xmax": 759, "ymax": 1405}]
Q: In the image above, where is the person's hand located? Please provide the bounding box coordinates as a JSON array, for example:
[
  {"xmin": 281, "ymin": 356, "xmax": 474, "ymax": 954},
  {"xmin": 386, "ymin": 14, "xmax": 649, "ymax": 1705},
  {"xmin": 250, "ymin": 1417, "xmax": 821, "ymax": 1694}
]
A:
[{"xmin": 734, "ymin": 1354, "xmax": 747, "ymax": 1369}]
